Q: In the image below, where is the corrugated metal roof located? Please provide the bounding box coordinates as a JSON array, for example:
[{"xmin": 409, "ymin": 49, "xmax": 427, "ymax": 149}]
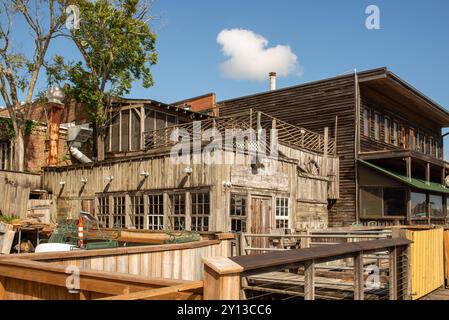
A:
[{"xmin": 358, "ymin": 159, "xmax": 449, "ymax": 194}]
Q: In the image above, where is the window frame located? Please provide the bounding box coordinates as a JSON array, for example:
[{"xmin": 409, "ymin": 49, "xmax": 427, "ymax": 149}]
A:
[
  {"xmin": 129, "ymin": 194, "xmax": 145, "ymax": 230},
  {"xmin": 275, "ymin": 197, "xmax": 290, "ymax": 233},
  {"xmin": 168, "ymin": 193, "xmax": 186, "ymax": 231},
  {"xmin": 148, "ymin": 193, "xmax": 164, "ymax": 230},
  {"xmin": 190, "ymin": 191, "xmax": 211, "ymax": 232},
  {"xmin": 229, "ymin": 193, "xmax": 247, "ymax": 233},
  {"xmin": 96, "ymin": 195, "xmax": 110, "ymax": 228},
  {"xmin": 360, "ymin": 187, "xmax": 407, "ymax": 219}
]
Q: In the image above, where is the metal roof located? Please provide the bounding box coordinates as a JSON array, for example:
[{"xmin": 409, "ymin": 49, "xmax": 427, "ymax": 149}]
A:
[{"xmin": 358, "ymin": 159, "xmax": 449, "ymax": 194}]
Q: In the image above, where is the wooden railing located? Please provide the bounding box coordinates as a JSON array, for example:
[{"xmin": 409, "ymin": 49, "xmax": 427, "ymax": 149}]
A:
[
  {"xmin": 143, "ymin": 111, "xmax": 336, "ymax": 156},
  {"xmin": 204, "ymin": 238, "xmax": 411, "ymax": 300},
  {"xmin": 0, "ymin": 258, "xmax": 203, "ymax": 300},
  {"xmin": 236, "ymin": 230, "xmax": 392, "ymax": 255}
]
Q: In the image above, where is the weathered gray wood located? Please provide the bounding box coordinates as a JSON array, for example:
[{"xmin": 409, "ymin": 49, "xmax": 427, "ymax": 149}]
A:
[
  {"xmin": 304, "ymin": 260, "xmax": 315, "ymax": 300},
  {"xmin": 389, "ymin": 247, "xmax": 398, "ymax": 300},
  {"xmin": 353, "ymin": 252, "xmax": 364, "ymax": 300}
]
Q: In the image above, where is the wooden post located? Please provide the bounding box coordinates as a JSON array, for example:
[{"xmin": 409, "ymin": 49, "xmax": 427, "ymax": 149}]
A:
[
  {"xmin": 425, "ymin": 162, "xmax": 430, "ymax": 184},
  {"xmin": 304, "ymin": 260, "xmax": 315, "ymax": 300},
  {"xmin": 324, "ymin": 127, "xmax": 329, "ymax": 157},
  {"xmin": 0, "ymin": 276, "xmax": 6, "ymax": 300},
  {"xmin": 203, "ymin": 257, "xmax": 243, "ymax": 300},
  {"xmin": 389, "ymin": 247, "xmax": 398, "ymax": 300},
  {"xmin": 406, "ymin": 157, "xmax": 412, "ymax": 180},
  {"xmin": 354, "ymin": 252, "xmax": 364, "ymax": 300}
]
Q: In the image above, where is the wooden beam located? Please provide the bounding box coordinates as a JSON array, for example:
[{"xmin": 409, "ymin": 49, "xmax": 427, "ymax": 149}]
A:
[
  {"xmin": 389, "ymin": 247, "xmax": 398, "ymax": 300},
  {"xmin": 304, "ymin": 260, "xmax": 315, "ymax": 300},
  {"xmin": 353, "ymin": 252, "xmax": 364, "ymax": 300},
  {"xmin": 96, "ymin": 281, "xmax": 204, "ymax": 300}
]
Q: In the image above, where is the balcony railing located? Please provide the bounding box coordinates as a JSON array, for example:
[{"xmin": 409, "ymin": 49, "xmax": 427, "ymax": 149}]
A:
[{"xmin": 143, "ymin": 111, "xmax": 336, "ymax": 156}]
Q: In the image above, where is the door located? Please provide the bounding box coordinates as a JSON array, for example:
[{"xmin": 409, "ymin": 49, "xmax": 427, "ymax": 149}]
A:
[{"xmin": 250, "ymin": 197, "xmax": 272, "ymax": 249}]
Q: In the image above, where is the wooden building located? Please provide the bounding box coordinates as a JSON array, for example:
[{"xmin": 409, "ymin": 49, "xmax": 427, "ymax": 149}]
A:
[
  {"xmin": 42, "ymin": 108, "xmax": 339, "ymax": 233},
  {"xmin": 218, "ymin": 68, "xmax": 449, "ymax": 227}
]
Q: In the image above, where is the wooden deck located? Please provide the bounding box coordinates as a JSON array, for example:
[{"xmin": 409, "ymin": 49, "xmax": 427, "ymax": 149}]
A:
[{"xmin": 420, "ymin": 288, "xmax": 449, "ymax": 300}]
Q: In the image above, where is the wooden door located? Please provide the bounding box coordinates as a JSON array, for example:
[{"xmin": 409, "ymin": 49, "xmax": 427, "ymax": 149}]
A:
[{"xmin": 250, "ymin": 197, "xmax": 272, "ymax": 249}]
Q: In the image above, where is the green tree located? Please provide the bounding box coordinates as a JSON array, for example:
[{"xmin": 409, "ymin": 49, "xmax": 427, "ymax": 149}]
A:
[
  {"xmin": 52, "ymin": 0, "xmax": 157, "ymax": 160},
  {"xmin": 0, "ymin": 0, "xmax": 67, "ymax": 170}
]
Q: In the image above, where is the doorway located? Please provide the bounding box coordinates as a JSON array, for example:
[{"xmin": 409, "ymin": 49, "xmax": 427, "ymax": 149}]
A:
[{"xmin": 250, "ymin": 197, "xmax": 272, "ymax": 249}]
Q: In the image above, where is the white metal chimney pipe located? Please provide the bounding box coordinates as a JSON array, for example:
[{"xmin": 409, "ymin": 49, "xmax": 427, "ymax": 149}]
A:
[{"xmin": 269, "ymin": 72, "xmax": 277, "ymax": 91}]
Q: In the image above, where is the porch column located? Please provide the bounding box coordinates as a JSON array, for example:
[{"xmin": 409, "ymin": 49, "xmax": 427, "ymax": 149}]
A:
[
  {"xmin": 406, "ymin": 157, "xmax": 412, "ymax": 180},
  {"xmin": 425, "ymin": 162, "xmax": 430, "ymax": 184}
]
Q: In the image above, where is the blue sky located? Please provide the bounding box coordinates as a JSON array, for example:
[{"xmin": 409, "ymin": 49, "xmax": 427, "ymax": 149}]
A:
[{"xmin": 2, "ymin": 0, "xmax": 449, "ymax": 156}]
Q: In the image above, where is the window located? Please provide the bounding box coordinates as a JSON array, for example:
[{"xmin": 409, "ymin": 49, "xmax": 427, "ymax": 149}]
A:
[
  {"xmin": 129, "ymin": 195, "xmax": 144, "ymax": 229},
  {"xmin": 168, "ymin": 193, "xmax": 185, "ymax": 230},
  {"xmin": 360, "ymin": 187, "xmax": 406, "ymax": 218},
  {"xmin": 230, "ymin": 194, "xmax": 247, "ymax": 232},
  {"xmin": 363, "ymin": 109, "xmax": 370, "ymax": 136},
  {"xmin": 411, "ymin": 192, "xmax": 427, "ymax": 218},
  {"xmin": 383, "ymin": 188, "xmax": 406, "ymax": 216},
  {"xmin": 409, "ymin": 128, "xmax": 415, "ymax": 150},
  {"xmin": 374, "ymin": 113, "xmax": 380, "ymax": 140},
  {"xmin": 148, "ymin": 194, "xmax": 164, "ymax": 230},
  {"xmin": 428, "ymin": 138, "xmax": 435, "ymax": 155},
  {"xmin": 275, "ymin": 198, "xmax": 290, "ymax": 232},
  {"xmin": 112, "ymin": 196, "xmax": 126, "ymax": 228},
  {"xmin": 97, "ymin": 196, "xmax": 110, "ymax": 228},
  {"xmin": 392, "ymin": 122, "xmax": 398, "ymax": 146},
  {"xmin": 0, "ymin": 141, "xmax": 9, "ymax": 170},
  {"xmin": 360, "ymin": 188, "xmax": 383, "ymax": 218},
  {"xmin": 430, "ymin": 195, "xmax": 444, "ymax": 217},
  {"xmin": 191, "ymin": 192, "xmax": 210, "ymax": 232},
  {"xmin": 384, "ymin": 117, "xmax": 391, "ymax": 144},
  {"xmin": 435, "ymin": 140, "xmax": 439, "ymax": 158}
]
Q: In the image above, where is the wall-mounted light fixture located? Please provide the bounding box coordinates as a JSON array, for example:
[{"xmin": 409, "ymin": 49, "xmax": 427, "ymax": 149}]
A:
[
  {"xmin": 104, "ymin": 175, "xmax": 114, "ymax": 184},
  {"xmin": 59, "ymin": 180, "xmax": 66, "ymax": 186},
  {"xmin": 184, "ymin": 167, "xmax": 193, "ymax": 175},
  {"xmin": 222, "ymin": 180, "xmax": 233, "ymax": 188},
  {"xmin": 80, "ymin": 177, "xmax": 88, "ymax": 184},
  {"xmin": 140, "ymin": 171, "xmax": 150, "ymax": 178}
]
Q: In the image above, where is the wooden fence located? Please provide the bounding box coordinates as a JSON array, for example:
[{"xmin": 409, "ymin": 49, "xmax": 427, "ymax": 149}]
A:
[
  {"xmin": 402, "ymin": 228, "xmax": 445, "ymax": 300},
  {"xmin": 0, "ymin": 170, "xmax": 41, "ymax": 218}
]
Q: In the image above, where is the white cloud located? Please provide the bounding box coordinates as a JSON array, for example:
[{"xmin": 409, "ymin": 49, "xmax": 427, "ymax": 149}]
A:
[{"xmin": 217, "ymin": 28, "xmax": 300, "ymax": 81}]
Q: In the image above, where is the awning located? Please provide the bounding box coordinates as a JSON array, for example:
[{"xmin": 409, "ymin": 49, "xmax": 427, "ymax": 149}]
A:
[{"xmin": 358, "ymin": 159, "xmax": 449, "ymax": 194}]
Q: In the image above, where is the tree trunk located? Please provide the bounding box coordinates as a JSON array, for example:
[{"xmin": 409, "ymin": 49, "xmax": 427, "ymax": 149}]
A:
[
  {"xmin": 96, "ymin": 127, "xmax": 105, "ymax": 161},
  {"xmin": 13, "ymin": 129, "xmax": 25, "ymax": 171}
]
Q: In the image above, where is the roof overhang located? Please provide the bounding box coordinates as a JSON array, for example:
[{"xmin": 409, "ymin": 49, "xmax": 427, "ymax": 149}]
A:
[{"xmin": 358, "ymin": 68, "xmax": 449, "ymax": 127}]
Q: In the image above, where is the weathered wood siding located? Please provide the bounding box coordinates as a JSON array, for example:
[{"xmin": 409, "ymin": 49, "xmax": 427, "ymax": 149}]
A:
[
  {"xmin": 32, "ymin": 239, "xmax": 232, "ymax": 281},
  {"xmin": 219, "ymin": 75, "xmax": 356, "ymax": 227},
  {"xmin": 0, "ymin": 170, "xmax": 41, "ymax": 218}
]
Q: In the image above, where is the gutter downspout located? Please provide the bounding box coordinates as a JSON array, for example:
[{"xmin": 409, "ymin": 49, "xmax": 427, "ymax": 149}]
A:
[{"xmin": 70, "ymin": 146, "xmax": 92, "ymax": 164}]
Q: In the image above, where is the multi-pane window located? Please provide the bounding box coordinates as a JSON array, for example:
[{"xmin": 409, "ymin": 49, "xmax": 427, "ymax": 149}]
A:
[
  {"xmin": 275, "ymin": 198, "xmax": 290, "ymax": 232},
  {"xmin": 191, "ymin": 192, "xmax": 210, "ymax": 231},
  {"xmin": 112, "ymin": 196, "xmax": 126, "ymax": 228},
  {"xmin": 0, "ymin": 142, "xmax": 10, "ymax": 170},
  {"xmin": 129, "ymin": 195, "xmax": 144, "ymax": 229},
  {"xmin": 384, "ymin": 117, "xmax": 391, "ymax": 144},
  {"xmin": 168, "ymin": 193, "xmax": 185, "ymax": 230},
  {"xmin": 374, "ymin": 113, "xmax": 380, "ymax": 140},
  {"xmin": 97, "ymin": 196, "xmax": 110, "ymax": 228},
  {"xmin": 363, "ymin": 109, "xmax": 370, "ymax": 136},
  {"xmin": 230, "ymin": 194, "xmax": 247, "ymax": 232},
  {"xmin": 148, "ymin": 194, "xmax": 164, "ymax": 230}
]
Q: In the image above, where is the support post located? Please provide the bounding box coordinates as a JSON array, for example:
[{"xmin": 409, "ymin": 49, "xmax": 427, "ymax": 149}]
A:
[
  {"xmin": 203, "ymin": 257, "xmax": 243, "ymax": 300},
  {"xmin": 304, "ymin": 260, "xmax": 315, "ymax": 300},
  {"xmin": 389, "ymin": 247, "xmax": 398, "ymax": 300},
  {"xmin": 425, "ymin": 162, "xmax": 430, "ymax": 184},
  {"xmin": 354, "ymin": 252, "xmax": 364, "ymax": 300},
  {"xmin": 406, "ymin": 157, "xmax": 412, "ymax": 180}
]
